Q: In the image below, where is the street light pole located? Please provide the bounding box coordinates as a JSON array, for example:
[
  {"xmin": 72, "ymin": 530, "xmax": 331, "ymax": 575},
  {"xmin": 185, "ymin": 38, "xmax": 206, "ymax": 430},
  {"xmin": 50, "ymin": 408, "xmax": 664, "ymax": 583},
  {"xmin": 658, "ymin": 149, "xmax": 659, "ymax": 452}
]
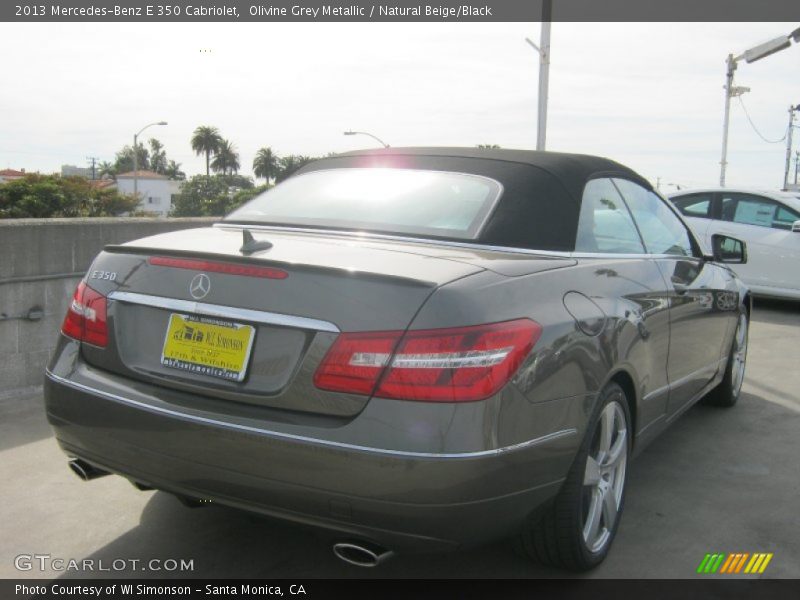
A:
[
  {"xmin": 719, "ymin": 28, "xmax": 800, "ymax": 187},
  {"xmin": 782, "ymin": 104, "xmax": 798, "ymax": 191},
  {"xmin": 132, "ymin": 121, "xmax": 167, "ymax": 200},
  {"xmin": 720, "ymin": 54, "xmax": 738, "ymax": 187},
  {"xmin": 343, "ymin": 130, "xmax": 389, "ymax": 148},
  {"xmin": 525, "ymin": 0, "xmax": 552, "ymax": 151}
]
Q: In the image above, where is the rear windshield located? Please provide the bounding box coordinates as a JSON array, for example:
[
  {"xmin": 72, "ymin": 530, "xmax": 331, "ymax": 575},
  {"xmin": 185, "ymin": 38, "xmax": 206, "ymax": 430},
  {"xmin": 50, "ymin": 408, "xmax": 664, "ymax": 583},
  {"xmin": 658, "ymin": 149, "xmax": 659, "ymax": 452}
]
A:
[{"xmin": 225, "ymin": 168, "xmax": 502, "ymax": 239}]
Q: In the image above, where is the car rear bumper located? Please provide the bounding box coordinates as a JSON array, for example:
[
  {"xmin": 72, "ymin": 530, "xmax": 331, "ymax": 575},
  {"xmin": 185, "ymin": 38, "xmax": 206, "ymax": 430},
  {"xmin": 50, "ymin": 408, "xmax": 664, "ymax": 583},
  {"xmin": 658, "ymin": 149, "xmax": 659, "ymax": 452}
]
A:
[{"xmin": 44, "ymin": 352, "xmax": 581, "ymax": 551}]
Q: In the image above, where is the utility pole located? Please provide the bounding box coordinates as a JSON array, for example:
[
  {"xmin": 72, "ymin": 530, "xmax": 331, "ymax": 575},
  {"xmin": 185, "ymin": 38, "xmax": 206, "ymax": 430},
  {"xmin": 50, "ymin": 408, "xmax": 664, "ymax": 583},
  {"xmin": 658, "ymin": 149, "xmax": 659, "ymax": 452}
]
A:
[
  {"xmin": 86, "ymin": 156, "xmax": 98, "ymax": 180},
  {"xmin": 525, "ymin": 0, "xmax": 552, "ymax": 151},
  {"xmin": 782, "ymin": 104, "xmax": 798, "ymax": 191},
  {"xmin": 794, "ymin": 150, "xmax": 799, "ymax": 185}
]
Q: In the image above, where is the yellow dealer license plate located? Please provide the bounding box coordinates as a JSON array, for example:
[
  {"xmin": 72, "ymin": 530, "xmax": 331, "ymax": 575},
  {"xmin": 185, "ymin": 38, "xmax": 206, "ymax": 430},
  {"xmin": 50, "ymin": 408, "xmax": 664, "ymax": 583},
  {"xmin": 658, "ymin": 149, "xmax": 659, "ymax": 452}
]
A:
[{"xmin": 161, "ymin": 313, "xmax": 255, "ymax": 382}]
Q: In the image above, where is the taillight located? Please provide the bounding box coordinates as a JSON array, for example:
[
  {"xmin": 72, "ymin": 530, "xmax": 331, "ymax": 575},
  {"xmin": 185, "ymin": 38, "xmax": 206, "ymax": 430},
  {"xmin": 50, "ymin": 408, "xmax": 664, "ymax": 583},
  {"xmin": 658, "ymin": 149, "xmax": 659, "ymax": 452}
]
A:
[
  {"xmin": 61, "ymin": 280, "xmax": 108, "ymax": 347},
  {"xmin": 313, "ymin": 319, "xmax": 541, "ymax": 402}
]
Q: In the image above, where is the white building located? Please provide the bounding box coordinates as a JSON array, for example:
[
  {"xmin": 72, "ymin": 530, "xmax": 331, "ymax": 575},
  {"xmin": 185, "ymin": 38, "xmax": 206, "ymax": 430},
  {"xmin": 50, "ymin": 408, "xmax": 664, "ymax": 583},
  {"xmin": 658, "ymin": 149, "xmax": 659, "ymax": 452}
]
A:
[{"xmin": 115, "ymin": 170, "xmax": 182, "ymax": 217}]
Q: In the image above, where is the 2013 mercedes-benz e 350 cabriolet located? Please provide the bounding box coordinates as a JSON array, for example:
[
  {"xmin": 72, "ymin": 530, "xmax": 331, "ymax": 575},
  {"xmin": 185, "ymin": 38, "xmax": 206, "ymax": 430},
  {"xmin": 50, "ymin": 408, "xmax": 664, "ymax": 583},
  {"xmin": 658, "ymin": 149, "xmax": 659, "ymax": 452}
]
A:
[{"xmin": 45, "ymin": 148, "xmax": 750, "ymax": 571}]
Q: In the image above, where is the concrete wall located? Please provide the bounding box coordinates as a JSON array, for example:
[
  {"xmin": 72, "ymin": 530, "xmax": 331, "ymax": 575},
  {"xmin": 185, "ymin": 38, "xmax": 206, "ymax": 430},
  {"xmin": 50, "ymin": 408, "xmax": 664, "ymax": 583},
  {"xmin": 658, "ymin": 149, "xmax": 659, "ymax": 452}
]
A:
[{"xmin": 0, "ymin": 217, "xmax": 217, "ymax": 396}]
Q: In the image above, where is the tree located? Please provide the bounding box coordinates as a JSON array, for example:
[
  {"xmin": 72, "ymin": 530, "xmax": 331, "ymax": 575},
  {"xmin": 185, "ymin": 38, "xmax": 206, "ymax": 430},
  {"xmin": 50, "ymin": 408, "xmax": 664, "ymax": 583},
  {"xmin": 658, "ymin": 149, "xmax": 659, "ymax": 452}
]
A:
[
  {"xmin": 170, "ymin": 174, "xmax": 261, "ymax": 217},
  {"xmin": 191, "ymin": 125, "xmax": 223, "ymax": 176},
  {"xmin": 253, "ymin": 147, "xmax": 280, "ymax": 184},
  {"xmin": 113, "ymin": 143, "xmax": 150, "ymax": 174},
  {"xmin": 164, "ymin": 160, "xmax": 186, "ymax": 181},
  {"xmin": 97, "ymin": 161, "xmax": 116, "ymax": 179},
  {"xmin": 0, "ymin": 174, "xmax": 138, "ymax": 218},
  {"xmin": 149, "ymin": 138, "xmax": 167, "ymax": 174},
  {"xmin": 229, "ymin": 184, "xmax": 269, "ymax": 212},
  {"xmin": 222, "ymin": 173, "xmax": 254, "ymax": 190},
  {"xmin": 276, "ymin": 154, "xmax": 314, "ymax": 183},
  {"xmin": 211, "ymin": 139, "xmax": 240, "ymax": 176}
]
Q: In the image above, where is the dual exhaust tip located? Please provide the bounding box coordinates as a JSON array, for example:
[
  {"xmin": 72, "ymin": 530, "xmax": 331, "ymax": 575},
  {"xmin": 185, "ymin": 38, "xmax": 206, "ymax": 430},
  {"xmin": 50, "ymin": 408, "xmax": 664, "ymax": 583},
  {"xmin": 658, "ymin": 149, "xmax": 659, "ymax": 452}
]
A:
[
  {"xmin": 68, "ymin": 460, "xmax": 393, "ymax": 567},
  {"xmin": 332, "ymin": 541, "xmax": 394, "ymax": 568}
]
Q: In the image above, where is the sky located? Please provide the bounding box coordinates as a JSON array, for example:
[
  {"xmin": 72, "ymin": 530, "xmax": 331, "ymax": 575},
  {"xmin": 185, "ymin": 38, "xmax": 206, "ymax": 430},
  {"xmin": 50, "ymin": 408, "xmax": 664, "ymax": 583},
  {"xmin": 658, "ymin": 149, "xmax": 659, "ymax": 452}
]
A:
[{"xmin": 1, "ymin": 21, "xmax": 798, "ymax": 190}]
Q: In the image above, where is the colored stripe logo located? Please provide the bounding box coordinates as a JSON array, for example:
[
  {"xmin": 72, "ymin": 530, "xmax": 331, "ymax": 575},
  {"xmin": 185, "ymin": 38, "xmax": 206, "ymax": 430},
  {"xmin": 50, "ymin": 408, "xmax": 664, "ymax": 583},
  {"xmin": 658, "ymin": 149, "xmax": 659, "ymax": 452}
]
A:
[{"xmin": 697, "ymin": 552, "xmax": 773, "ymax": 574}]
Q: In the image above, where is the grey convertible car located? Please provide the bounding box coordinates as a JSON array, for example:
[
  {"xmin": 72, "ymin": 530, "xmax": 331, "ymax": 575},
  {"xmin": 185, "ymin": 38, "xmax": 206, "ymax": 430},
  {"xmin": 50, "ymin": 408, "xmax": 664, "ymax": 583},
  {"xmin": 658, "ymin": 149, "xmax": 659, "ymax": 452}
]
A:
[{"xmin": 45, "ymin": 148, "xmax": 750, "ymax": 571}]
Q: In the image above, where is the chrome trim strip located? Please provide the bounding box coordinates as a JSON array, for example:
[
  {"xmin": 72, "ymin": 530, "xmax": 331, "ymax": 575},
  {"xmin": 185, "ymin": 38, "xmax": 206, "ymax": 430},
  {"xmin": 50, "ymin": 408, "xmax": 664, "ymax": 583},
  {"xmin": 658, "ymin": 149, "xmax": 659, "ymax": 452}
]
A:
[
  {"xmin": 45, "ymin": 370, "xmax": 577, "ymax": 459},
  {"xmin": 212, "ymin": 223, "xmax": 700, "ymax": 262},
  {"xmin": 107, "ymin": 291, "xmax": 340, "ymax": 333}
]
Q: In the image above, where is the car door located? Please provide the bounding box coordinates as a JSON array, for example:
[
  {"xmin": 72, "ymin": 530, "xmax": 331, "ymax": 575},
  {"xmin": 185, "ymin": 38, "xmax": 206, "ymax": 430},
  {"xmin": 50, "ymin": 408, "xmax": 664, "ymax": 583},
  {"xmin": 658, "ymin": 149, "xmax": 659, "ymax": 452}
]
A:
[
  {"xmin": 613, "ymin": 179, "xmax": 737, "ymax": 416},
  {"xmin": 574, "ymin": 178, "xmax": 673, "ymax": 432},
  {"xmin": 707, "ymin": 192, "xmax": 800, "ymax": 295}
]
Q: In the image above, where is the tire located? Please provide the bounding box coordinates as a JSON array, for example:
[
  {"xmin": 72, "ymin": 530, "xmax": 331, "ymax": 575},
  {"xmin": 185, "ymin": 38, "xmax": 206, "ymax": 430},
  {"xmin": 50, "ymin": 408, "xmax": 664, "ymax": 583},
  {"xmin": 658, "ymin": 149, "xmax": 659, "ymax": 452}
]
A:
[
  {"xmin": 518, "ymin": 382, "xmax": 631, "ymax": 571},
  {"xmin": 702, "ymin": 306, "xmax": 748, "ymax": 408}
]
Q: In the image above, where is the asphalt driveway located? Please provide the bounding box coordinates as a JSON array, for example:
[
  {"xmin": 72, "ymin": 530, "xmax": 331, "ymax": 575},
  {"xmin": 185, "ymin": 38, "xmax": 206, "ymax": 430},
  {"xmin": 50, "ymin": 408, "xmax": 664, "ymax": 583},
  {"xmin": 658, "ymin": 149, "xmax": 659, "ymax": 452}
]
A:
[{"xmin": 1, "ymin": 299, "xmax": 798, "ymax": 579}]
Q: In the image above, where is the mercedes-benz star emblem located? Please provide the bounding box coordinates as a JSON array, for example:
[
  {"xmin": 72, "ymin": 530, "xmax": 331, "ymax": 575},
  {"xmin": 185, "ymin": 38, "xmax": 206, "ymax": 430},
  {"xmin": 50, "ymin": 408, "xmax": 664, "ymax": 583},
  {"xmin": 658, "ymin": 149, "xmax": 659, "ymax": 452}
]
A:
[{"xmin": 189, "ymin": 273, "xmax": 211, "ymax": 300}]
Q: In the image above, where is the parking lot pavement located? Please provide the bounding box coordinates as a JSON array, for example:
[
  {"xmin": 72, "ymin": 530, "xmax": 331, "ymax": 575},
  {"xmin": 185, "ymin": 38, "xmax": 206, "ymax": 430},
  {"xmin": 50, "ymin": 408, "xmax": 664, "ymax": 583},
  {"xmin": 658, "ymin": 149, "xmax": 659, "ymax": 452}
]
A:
[{"xmin": 1, "ymin": 299, "xmax": 798, "ymax": 580}]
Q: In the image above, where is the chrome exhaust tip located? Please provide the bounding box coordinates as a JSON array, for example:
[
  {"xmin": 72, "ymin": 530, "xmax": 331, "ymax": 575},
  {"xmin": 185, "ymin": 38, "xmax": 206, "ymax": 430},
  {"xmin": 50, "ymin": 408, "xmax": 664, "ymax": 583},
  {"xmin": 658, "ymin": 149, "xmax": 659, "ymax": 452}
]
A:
[
  {"xmin": 68, "ymin": 459, "xmax": 110, "ymax": 482},
  {"xmin": 332, "ymin": 541, "xmax": 394, "ymax": 567}
]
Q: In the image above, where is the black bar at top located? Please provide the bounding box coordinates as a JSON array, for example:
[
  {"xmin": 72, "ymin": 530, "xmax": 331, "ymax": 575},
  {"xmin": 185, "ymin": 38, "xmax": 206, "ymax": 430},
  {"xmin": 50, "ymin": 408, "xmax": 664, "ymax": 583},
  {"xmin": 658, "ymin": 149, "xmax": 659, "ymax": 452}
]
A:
[{"xmin": 2, "ymin": 0, "xmax": 800, "ymax": 22}]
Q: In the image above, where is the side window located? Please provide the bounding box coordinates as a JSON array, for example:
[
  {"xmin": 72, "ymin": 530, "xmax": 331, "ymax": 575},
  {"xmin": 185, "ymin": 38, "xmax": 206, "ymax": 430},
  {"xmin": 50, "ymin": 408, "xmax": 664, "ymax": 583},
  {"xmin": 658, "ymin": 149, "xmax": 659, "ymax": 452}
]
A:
[
  {"xmin": 613, "ymin": 179, "xmax": 694, "ymax": 257},
  {"xmin": 575, "ymin": 178, "xmax": 644, "ymax": 253},
  {"xmin": 774, "ymin": 205, "xmax": 800, "ymax": 230},
  {"xmin": 720, "ymin": 193, "xmax": 786, "ymax": 228},
  {"xmin": 671, "ymin": 193, "xmax": 712, "ymax": 219}
]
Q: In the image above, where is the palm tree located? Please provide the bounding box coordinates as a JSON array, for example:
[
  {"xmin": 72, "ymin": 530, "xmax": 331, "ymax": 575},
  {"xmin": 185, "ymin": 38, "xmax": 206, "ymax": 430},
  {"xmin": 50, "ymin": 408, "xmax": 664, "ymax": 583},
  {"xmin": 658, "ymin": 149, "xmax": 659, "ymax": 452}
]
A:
[
  {"xmin": 191, "ymin": 126, "xmax": 223, "ymax": 176},
  {"xmin": 97, "ymin": 161, "xmax": 116, "ymax": 179},
  {"xmin": 211, "ymin": 139, "xmax": 240, "ymax": 176},
  {"xmin": 252, "ymin": 147, "xmax": 280, "ymax": 183},
  {"xmin": 276, "ymin": 155, "xmax": 313, "ymax": 183}
]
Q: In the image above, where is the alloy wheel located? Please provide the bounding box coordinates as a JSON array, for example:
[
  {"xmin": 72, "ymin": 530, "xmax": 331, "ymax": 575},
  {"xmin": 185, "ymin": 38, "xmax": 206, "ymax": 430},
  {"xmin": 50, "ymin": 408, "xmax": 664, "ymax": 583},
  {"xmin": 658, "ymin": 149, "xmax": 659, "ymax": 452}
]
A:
[{"xmin": 582, "ymin": 399, "xmax": 628, "ymax": 553}]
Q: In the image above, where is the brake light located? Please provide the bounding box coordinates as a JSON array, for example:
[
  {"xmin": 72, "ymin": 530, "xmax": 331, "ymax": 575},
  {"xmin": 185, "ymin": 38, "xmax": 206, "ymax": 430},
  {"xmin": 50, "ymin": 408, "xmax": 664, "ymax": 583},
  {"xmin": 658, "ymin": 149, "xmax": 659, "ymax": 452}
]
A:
[
  {"xmin": 313, "ymin": 319, "xmax": 541, "ymax": 402},
  {"xmin": 61, "ymin": 281, "xmax": 108, "ymax": 347},
  {"xmin": 148, "ymin": 256, "xmax": 288, "ymax": 279}
]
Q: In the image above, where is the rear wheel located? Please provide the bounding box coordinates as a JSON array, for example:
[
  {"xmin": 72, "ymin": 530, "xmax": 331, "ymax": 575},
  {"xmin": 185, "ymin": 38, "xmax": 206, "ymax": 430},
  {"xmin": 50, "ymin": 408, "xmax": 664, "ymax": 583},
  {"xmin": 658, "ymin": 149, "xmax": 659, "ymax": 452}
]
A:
[
  {"xmin": 703, "ymin": 307, "xmax": 748, "ymax": 407},
  {"xmin": 519, "ymin": 382, "xmax": 631, "ymax": 571}
]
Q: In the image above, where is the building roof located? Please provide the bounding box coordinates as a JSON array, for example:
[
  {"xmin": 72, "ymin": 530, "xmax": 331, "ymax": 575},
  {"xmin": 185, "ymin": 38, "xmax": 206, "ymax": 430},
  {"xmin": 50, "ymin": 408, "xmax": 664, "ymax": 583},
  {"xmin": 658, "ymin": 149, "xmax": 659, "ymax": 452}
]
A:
[
  {"xmin": 0, "ymin": 168, "xmax": 26, "ymax": 177},
  {"xmin": 115, "ymin": 170, "xmax": 168, "ymax": 180},
  {"xmin": 88, "ymin": 179, "xmax": 116, "ymax": 189}
]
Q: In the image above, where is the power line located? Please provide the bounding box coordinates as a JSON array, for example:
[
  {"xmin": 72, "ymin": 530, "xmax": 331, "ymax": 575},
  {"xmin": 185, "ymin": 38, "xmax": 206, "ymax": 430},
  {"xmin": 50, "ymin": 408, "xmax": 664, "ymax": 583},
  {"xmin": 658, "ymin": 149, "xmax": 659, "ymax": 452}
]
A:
[{"xmin": 736, "ymin": 96, "xmax": 787, "ymax": 144}]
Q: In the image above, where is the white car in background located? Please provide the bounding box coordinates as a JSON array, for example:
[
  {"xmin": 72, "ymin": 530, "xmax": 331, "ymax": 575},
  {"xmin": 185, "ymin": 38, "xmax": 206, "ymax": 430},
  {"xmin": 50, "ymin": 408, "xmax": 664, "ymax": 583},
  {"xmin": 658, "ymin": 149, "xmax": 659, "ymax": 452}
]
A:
[{"xmin": 668, "ymin": 188, "xmax": 800, "ymax": 300}]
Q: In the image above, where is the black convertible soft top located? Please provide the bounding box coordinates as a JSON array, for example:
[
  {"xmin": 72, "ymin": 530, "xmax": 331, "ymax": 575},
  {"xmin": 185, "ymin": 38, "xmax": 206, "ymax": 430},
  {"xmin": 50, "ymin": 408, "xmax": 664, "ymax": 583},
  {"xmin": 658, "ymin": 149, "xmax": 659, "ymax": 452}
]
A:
[{"xmin": 294, "ymin": 147, "xmax": 653, "ymax": 252}]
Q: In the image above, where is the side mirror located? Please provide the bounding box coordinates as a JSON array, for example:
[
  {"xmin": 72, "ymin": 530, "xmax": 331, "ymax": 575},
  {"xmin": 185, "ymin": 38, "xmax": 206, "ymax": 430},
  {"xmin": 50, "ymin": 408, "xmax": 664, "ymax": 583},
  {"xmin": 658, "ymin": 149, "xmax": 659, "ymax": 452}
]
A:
[
  {"xmin": 710, "ymin": 234, "xmax": 747, "ymax": 264},
  {"xmin": 792, "ymin": 220, "xmax": 800, "ymax": 233}
]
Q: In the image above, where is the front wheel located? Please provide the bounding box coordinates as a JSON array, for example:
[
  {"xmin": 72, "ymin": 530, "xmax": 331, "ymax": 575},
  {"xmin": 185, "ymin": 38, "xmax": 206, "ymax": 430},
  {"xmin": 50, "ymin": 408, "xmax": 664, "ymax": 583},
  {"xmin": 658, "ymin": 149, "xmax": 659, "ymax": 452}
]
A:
[
  {"xmin": 703, "ymin": 306, "xmax": 748, "ymax": 407},
  {"xmin": 519, "ymin": 382, "xmax": 631, "ymax": 571}
]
